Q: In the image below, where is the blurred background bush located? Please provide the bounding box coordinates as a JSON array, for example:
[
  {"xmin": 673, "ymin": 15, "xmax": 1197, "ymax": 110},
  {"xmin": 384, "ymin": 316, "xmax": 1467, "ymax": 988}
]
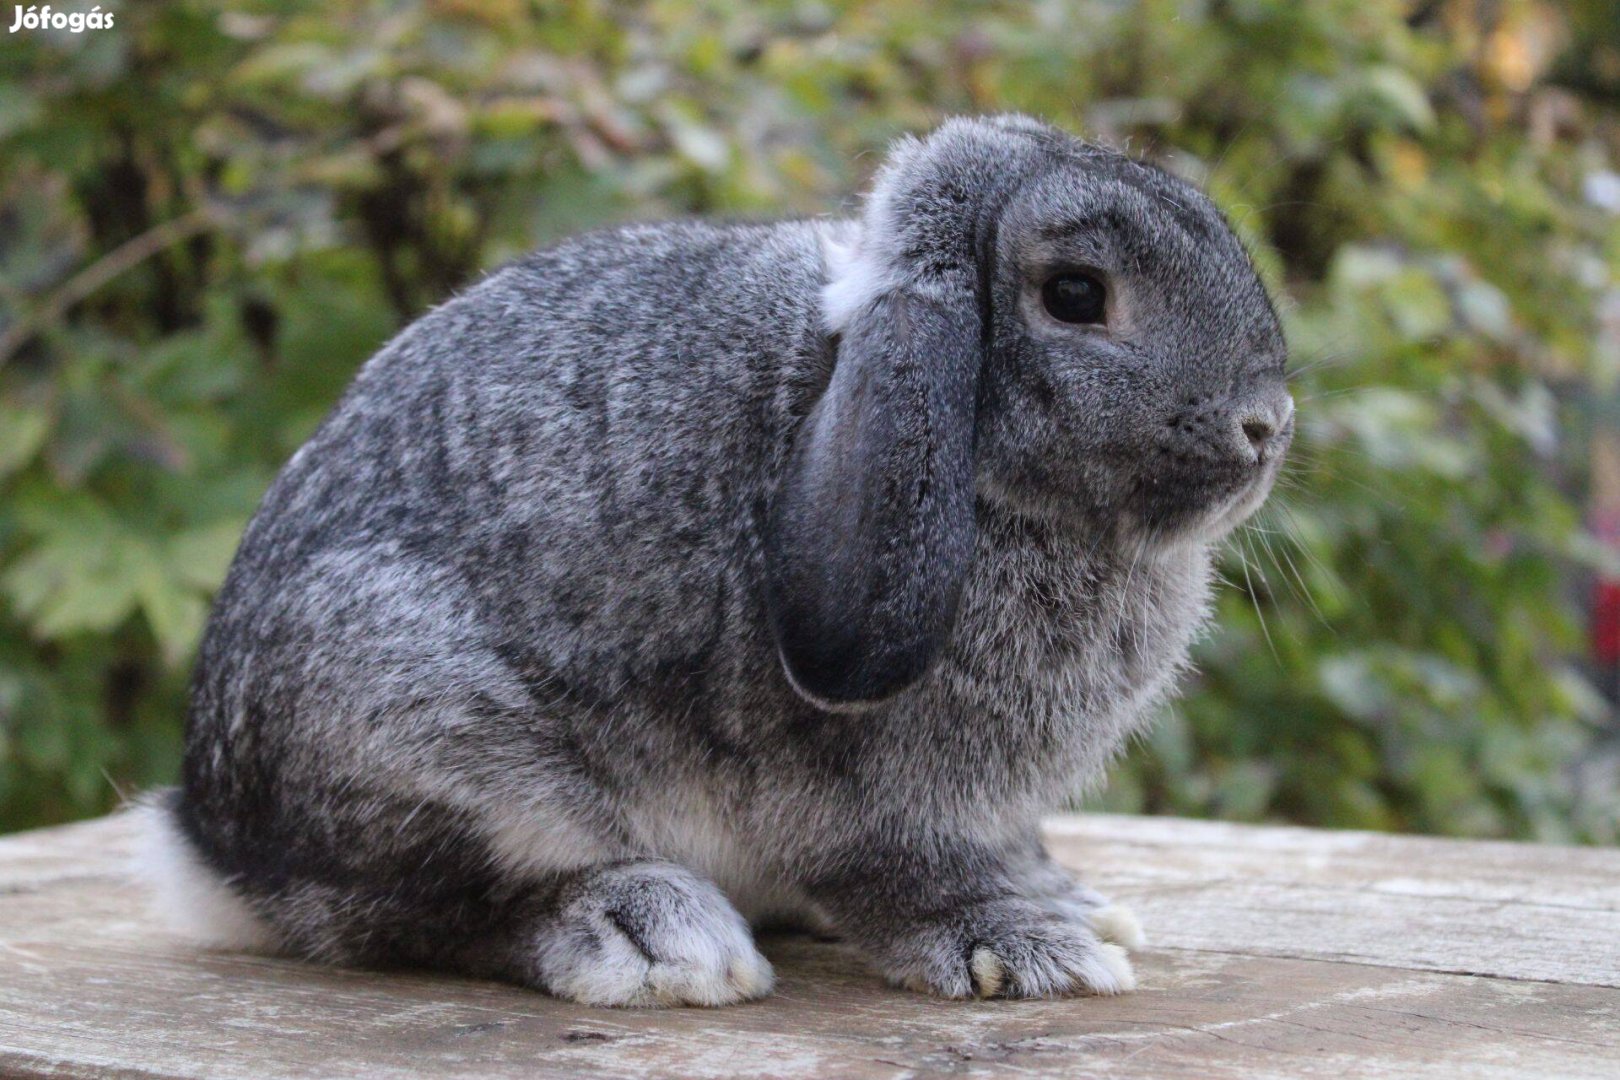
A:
[{"xmin": 2, "ymin": 0, "xmax": 1619, "ymax": 841}]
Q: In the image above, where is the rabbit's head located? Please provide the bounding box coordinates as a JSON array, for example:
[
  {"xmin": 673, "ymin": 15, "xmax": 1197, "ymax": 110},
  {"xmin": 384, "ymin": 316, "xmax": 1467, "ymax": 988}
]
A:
[{"xmin": 767, "ymin": 116, "xmax": 1290, "ymax": 708}]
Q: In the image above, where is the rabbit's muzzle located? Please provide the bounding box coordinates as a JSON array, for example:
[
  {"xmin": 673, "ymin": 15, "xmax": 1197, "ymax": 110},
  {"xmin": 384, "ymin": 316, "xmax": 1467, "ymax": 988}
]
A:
[
  {"xmin": 1131, "ymin": 384, "xmax": 1293, "ymax": 534},
  {"xmin": 1159, "ymin": 385, "xmax": 1293, "ymax": 470}
]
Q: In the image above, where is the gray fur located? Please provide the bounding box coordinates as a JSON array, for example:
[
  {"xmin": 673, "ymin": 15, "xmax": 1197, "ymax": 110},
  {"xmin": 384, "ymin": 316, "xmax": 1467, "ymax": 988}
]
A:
[{"xmin": 158, "ymin": 116, "xmax": 1291, "ymax": 1005}]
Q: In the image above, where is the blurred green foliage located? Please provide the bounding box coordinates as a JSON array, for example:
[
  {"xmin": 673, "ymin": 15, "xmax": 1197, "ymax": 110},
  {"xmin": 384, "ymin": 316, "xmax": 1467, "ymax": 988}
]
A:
[{"xmin": 2, "ymin": 0, "xmax": 1619, "ymax": 841}]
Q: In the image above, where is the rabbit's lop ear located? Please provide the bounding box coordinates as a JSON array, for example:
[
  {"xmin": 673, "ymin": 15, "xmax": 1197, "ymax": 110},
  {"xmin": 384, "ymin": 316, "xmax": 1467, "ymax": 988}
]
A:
[{"xmin": 767, "ymin": 121, "xmax": 1037, "ymax": 709}]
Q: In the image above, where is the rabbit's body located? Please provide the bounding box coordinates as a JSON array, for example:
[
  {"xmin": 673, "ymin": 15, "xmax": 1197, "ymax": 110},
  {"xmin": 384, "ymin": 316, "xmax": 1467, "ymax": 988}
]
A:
[{"xmin": 153, "ymin": 117, "xmax": 1287, "ymax": 1005}]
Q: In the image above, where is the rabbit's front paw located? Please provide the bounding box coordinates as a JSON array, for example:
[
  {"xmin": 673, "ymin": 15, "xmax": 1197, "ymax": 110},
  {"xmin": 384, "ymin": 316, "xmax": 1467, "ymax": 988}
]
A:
[
  {"xmin": 1017, "ymin": 858, "xmax": 1147, "ymax": 950},
  {"xmin": 533, "ymin": 862, "xmax": 773, "ymax": 1008},
  {"xmin": 1033, "ymin": 886, "xmax": 1146, "ymax": 951},
  {"xmin": 880, "ymin": 898, "xmax": 1136, "ymax": 1000}
]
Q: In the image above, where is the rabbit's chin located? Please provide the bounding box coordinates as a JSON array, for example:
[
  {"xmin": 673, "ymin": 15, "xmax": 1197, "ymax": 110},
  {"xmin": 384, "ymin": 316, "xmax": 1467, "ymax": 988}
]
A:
[
  {"xmin": 1136, "ymin": 470, "xmax": 1280, "ymax": 549},
  {"xmin": 1203, "ymin": 477, "xmax": 1278, "ymax": 538}
]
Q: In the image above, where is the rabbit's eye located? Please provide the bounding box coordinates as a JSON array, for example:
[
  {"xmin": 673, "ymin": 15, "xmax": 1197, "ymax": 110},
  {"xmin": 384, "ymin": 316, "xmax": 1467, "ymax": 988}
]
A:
[{"xmin": 1041, "ymin": 273, "xmax": 1107, "ymax": 324}]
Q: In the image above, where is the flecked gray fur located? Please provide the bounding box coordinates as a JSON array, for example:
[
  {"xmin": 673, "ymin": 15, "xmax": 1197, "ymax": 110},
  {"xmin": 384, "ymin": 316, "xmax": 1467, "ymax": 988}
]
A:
[{"xmin": 158, "ymin": 115, "xmax": 1291, "ymax": 1005}]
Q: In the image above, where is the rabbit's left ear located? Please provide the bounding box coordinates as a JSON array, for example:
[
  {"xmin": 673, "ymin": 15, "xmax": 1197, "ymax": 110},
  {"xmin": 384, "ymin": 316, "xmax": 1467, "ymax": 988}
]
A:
[{"xmin": 766, "ymin": 124, "xmax": 1032, "ymax": 709}]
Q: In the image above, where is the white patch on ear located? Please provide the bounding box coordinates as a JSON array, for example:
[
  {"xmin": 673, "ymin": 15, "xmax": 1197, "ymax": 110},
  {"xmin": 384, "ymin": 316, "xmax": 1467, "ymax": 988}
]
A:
[
  {"xmin": 131, "ymin": 796, "xmax": 275, "ymax": 952},
  {"xmin": 818, "ymin": 220, "xmax": 896, "ymax": 333},
  {"xmin": 817, "ymin": 132, "xmax": 929, "ymax": 333}
]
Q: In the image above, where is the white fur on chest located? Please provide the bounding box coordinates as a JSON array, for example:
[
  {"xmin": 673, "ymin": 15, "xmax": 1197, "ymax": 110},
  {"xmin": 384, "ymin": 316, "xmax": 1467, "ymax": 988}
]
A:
[{"xmin": 625, "ymin": 784, "xmax": 821, "ymax": 929}]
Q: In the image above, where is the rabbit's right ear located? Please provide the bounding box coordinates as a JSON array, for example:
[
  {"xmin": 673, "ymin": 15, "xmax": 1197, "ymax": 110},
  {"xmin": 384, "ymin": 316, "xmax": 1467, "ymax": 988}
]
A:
[
  {"xmin": 765, "ymin": 278, "xmax": 981, "ymax": 709},
  {"xmin": 766, "ymin": 123, "xmax": 1036, "ymax": 709}
]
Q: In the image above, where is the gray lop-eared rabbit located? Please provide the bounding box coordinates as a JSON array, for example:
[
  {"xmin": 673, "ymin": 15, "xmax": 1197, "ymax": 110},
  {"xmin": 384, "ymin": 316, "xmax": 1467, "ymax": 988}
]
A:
[{"xmin": 144, "ymin": 115, "xmax": 1291, "ymax": 1006}]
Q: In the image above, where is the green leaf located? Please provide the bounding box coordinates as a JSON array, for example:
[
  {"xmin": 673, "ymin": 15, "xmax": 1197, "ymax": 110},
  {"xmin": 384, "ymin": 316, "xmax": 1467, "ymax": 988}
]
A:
[
  {"xmin": 1358, "ymin": 65, "xmax": 1437, "ymax": 134},
  {"xmin": 0, "ymin": 405, "xmax": 50, "ymax": 479},
  {"xmin": 137, "ymin": 569, "xmax": 208, "ymax": 669},
  {"xmin": 166, "ymin": 521, "xmax": 246, "ymax": 592}
]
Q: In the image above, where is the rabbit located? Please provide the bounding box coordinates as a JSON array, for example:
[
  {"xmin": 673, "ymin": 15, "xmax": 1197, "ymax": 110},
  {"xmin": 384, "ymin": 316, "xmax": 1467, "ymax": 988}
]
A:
[{"xmin": 141, "ymin": 114, "xmax": 1292, "ymax": 1007}]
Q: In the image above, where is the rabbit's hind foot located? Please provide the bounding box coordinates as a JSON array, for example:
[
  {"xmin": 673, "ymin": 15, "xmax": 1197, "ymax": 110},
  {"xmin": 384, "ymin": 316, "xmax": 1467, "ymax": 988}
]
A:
[{"xmin": 524, "ymin": 860, "xmax": 774, "ymax": 1008}]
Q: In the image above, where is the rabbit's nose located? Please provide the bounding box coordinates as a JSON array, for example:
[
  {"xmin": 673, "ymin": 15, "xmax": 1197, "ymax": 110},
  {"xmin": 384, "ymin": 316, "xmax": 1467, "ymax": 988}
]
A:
[
  {"xmin": 1164, "ymin": 390, "xmax": 1293, "ymax": 468},
  {"xmin": 1241, "ymin": 415, "xmax": 1275, "ymax": 449},
  {"xmin": 1228, "ymin": 393, "xmax": 1293, "ymax": 464}
]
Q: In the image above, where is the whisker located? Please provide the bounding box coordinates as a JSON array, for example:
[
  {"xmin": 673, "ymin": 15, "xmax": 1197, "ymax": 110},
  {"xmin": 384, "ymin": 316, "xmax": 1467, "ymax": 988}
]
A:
[
  {"xmin": 1255, "ymin": 509, "xmax": 1332, "ymax": 629},
  {"xmin": 1269, "ymin": 500, "xmax": 1352, "ymax": 608},
  {"xmin": 1231, "ymin": 533, "xmax": 1280, "ymax": 663}
]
